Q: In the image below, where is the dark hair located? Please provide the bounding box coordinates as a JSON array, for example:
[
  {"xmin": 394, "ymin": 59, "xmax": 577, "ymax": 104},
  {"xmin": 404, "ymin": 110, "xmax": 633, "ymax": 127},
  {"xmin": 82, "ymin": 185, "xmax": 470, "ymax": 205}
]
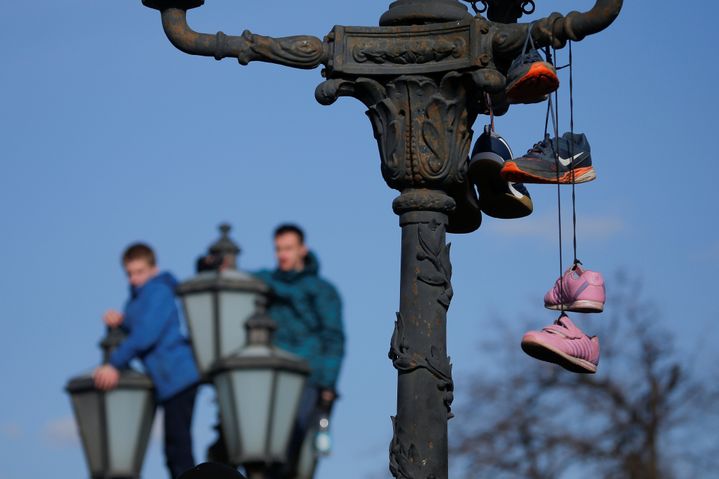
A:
[
  {"xmin": 122, "ymin": 243, "xmax": 156, "ymax": 266},
  {"xmin": 274, "ymin": 224, "xmax": 305, "ymax": 244}
]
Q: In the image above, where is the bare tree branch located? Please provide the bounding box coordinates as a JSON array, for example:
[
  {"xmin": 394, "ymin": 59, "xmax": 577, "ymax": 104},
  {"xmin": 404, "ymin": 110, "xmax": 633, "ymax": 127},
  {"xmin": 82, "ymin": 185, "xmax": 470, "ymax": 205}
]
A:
[{"xmin": 451, "ymin": 272, "xmax": 719, "ymax": 479}]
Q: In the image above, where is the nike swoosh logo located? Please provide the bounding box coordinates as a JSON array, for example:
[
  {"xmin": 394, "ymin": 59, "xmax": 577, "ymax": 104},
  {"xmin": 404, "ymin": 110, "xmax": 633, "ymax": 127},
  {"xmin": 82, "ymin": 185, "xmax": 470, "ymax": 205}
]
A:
[{"xmin": 557, "ymin": 152, "xmax": 583, "ymax": 167}]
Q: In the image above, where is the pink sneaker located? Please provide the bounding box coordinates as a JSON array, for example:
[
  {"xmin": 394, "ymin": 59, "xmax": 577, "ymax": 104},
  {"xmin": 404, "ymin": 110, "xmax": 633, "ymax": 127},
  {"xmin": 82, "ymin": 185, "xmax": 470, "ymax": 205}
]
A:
[
  {"xmin": 521, "ymin": 314, "xmax": 600, "ymax": 374},
  {"xmin": 544, "ymin": 264, "xmax": 605, "ymax": 313}
]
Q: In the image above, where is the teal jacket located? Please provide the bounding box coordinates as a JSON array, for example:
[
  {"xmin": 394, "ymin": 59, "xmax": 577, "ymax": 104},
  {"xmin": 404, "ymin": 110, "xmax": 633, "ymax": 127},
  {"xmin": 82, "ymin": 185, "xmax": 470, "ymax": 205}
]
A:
[{"xmin": 254, "ymin": 252, "xmax": 345, "ymax": 391}]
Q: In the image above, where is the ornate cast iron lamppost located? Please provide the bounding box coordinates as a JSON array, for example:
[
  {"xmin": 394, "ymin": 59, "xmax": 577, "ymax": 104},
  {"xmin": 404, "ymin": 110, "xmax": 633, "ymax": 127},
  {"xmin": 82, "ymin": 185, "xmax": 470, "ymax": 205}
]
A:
[{"xmin": 140, "ymin": 1, "xmax": 623, "ymax": 477}]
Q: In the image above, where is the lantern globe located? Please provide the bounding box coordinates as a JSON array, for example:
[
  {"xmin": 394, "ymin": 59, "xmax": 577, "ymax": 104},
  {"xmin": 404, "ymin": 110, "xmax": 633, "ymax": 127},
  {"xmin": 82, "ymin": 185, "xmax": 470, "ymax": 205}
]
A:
[
  {"xmin": 177, "ymin": 224, "xmax": 268, "ymax": 378},
  {"xmin": 66, "ymin": 370, "xmax": 155, "ymax": 479},
  {"xmin": 178, "ymin": 269, "xmax": 267, "ymax": 377},
  {"xmin": 210, "ymin": 315, "xmax": 310, "ymax": 469}
]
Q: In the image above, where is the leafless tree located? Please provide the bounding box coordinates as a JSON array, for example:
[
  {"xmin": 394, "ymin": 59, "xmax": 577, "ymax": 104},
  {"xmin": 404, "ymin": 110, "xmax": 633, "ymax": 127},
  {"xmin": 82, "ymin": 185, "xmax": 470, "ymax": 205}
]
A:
[{"xmin": 451, "ymin": 273, "xmax": 719, "ymax": 479}]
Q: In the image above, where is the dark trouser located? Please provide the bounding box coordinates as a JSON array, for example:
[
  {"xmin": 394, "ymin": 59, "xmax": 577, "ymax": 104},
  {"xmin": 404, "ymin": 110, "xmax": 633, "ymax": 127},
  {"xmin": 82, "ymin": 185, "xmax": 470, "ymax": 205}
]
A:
[{"xmin": 163, "ymin": 384, "xmax": 199, "ymax": 479}]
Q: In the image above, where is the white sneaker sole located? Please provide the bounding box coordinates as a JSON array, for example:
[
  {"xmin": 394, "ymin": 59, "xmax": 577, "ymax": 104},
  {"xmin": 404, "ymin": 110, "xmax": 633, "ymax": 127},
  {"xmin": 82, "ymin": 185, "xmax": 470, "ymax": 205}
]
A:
[{"xmin": 545, "ymin": 300, "xmax": 604, "ymax": 313}]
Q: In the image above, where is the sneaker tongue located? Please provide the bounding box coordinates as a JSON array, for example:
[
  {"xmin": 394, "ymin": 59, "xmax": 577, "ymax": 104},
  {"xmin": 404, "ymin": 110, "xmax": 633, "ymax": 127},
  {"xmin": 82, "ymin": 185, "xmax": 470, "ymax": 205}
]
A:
[
  {"xmin": 555, "ymin": 314, "xmax": 580, "ymax": 334},
  {"xmin": 542, "ymin": 314, "xmax": 582, "ymax": 339}
]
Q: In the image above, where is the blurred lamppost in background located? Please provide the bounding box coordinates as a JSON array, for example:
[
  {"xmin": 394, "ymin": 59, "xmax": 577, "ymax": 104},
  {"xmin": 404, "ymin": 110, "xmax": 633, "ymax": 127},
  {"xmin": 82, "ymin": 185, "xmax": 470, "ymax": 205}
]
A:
[
  {"xmin": 66, "ymin": 224, "xmax": 315, "ymax": 479},
  {"xmin": 211, "ymin": 301, "xmax": 310, "ymax": 479},
  {"xmin": 177, "ymin": 224, "xmax": 269, "ymax": 377},
  {"xmin": 294, "ymin": 433, "xmax": 320, "ymax": 479},
  {"xmin": 66, "ymin": 328, "xmax": 156, "ymax": 479},
  {"xmin": 181, "ymin": 224, "xmax": 312, "ymax": 478}
]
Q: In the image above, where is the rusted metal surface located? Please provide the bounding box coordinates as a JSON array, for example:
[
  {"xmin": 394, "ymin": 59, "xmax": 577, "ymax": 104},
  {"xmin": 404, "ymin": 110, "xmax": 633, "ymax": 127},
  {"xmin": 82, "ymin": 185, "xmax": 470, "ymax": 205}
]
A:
[
  {"xmin": 380, "ymin": 0, "xmax": 471, "ymax": 26},
  {"xmin": 464, "ymin": 0, "xmax": 536, "ymax": 23},
  {"xmin": 326, "ymin": 20, "xmax": 490, "ymax": 76},
  {"xmin": 389, "ymin": 205, "xmax": 454, "ymax": 478}
]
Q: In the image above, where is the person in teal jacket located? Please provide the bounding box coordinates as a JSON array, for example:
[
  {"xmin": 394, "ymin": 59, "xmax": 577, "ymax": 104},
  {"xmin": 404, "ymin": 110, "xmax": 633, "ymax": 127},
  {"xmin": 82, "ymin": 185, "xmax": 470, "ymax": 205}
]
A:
[
  {"xmin": 254, "ymin": 224, "xmax": 345, "ymax": 477},
  {"xmin": 94, "ymin": 243, "xmax": 200, "ymax": 479}
]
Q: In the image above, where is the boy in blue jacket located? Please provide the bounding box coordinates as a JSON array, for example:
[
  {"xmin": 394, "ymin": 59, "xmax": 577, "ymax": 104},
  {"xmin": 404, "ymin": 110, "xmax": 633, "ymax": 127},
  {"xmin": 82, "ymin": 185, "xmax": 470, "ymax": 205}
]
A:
[{"xmin": 94, "ymin": 243, "xmax": 200, "ymax": 479}]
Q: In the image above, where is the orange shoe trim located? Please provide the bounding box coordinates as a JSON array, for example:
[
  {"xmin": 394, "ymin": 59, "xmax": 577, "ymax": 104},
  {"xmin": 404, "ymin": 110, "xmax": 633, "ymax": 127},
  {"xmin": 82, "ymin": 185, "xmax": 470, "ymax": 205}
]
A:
[
  {"xmin": 501, "ymin": 162, "xmax": 595, "ymax": 184},
  {"xmin": 506, "ymin": 63, "xmax": 560, "ymax": 102}
]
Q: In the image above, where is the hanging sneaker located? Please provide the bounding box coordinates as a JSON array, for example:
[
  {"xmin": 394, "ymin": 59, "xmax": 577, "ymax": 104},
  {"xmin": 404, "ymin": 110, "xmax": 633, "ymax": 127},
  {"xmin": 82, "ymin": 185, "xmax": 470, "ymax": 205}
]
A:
[
  {"xmin": 468, "ymin": 125, "xmax": 533, "ymax": 219},
  {"xmin": 500, "ymin": 132, "xmax": 595, "ymax": 184},
  {"xmin": 505, "ymin": 49, "xmax": 559, "ymax": 104},
  {"xmin": 545, "ymin": 264, "xmax": 605, "ymax": 313},
  {"xmin": 521, "ymin": 314, "xmax": 600, "ymax": 374},
  {"xmin": 447, "ymin": 172, "xmax": 482, "ymax": 234}
]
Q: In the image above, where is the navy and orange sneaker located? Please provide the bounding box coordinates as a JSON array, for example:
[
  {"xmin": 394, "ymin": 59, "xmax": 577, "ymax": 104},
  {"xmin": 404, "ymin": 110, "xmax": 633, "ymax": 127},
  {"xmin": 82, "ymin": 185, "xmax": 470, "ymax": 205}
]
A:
[
  {"xmin": 501, "ymin": 132, "xmax": 595, "ymax": 184},
  {"xmin": 468, "ymin": 125, "xmax": 533, "ymax": 219},
  {"xmin": 505, "ymin": 49, "xmax": 559, "ymax": 104},
  {"xmin": 447, "ymin": 176, "xmax": 482, "ymax": 235}
]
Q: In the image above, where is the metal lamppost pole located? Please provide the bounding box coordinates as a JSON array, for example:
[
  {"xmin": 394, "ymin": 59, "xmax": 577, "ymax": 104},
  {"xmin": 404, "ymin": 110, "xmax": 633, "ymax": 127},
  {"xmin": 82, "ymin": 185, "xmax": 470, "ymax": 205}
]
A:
[{"xmin": 139, "ymin": 1, "xmax": 623, "ymax": 477}]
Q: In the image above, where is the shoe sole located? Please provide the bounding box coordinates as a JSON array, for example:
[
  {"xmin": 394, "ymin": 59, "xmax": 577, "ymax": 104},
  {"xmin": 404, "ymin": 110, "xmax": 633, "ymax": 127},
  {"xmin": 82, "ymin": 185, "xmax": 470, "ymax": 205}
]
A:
[
  {"xmin": 545, "ymin": 300, "xmax": 604, "ymax": 313},
  {"xmin": 482, "ymin": 193, "xmax": 533, "ymax": 219},
  {"xmin": 521, "ymin": 338, "xmax": 597, "ymax": 374},
  {"xmin": 447, "ymin": 181, "xmax": 482, "ymax": 234},
  {"xmin": 469, "ymin": 160, "xmax": 533, "ymax": 219},
  {"xmin": 501, "ymin": 162, "xmax": 596, "ymax": 184},
  {"xmin": 506, "ymin": 63, "xmax": 559, "ymax": 104}
]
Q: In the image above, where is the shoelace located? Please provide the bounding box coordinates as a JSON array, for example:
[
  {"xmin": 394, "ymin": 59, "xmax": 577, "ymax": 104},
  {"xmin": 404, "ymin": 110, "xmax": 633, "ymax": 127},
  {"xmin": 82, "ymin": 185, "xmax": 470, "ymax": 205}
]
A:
[
  {"xmin": 543, "ymin": 318, "xmax": 582, "ymax": 339},
  {"xmin": 527, "ymin": 136, "xmax": 553, "ymax": 156},
  {"xmin": 527, "ymin": 143, "xmax": 544, "ymax": 154}
]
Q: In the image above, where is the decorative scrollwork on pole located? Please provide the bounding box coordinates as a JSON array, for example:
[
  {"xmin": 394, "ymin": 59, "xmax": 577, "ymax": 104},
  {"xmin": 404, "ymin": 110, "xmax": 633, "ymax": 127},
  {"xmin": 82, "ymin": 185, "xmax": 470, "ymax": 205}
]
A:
[
  {"xmin": 234, "ymin": 30, "xmax": 326, "ymax": 68},
  {"xmin": 417, "ymin": 220, "xmax": 453, "ymax": 309},
  {"xmin": 146, "ymin": 6, "xmax": 329, "ymax": 69},
  {"xmin": 389, "ymin": 417, "xmax": 438, "ymax": 479},
  {"xmin": 317, "ymin": 72, "xmax": 475, "ymax": 193},
  {"xmin": 390, "ymin": 312, "xmax": 454, "ymax": 419}
]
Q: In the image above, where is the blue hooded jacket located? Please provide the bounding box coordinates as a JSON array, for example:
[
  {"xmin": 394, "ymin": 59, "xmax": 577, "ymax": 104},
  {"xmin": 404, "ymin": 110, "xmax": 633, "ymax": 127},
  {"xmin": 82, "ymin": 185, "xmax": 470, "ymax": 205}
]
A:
[
  {"xmin": 254, "ymin": 252, "xmax": 345, "ymax": 391},
  {"xmin": 109, "ymin": 272, "xmax": 200, "ymax": 402}
]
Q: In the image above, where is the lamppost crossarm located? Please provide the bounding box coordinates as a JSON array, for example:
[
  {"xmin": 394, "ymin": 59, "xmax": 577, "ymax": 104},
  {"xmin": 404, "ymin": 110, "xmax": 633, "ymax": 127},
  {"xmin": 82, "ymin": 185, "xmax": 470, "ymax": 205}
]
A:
[
  {"xmin": 492, "ymin": 0, "xmax": 624, "ymax": 56},
  {"xmin": 142, "ymin": 0, "xmax": 623, "ymax": 73},
  {"xmin": 143, "ymin": 1, "xmax": 328, "ymax": 68}
]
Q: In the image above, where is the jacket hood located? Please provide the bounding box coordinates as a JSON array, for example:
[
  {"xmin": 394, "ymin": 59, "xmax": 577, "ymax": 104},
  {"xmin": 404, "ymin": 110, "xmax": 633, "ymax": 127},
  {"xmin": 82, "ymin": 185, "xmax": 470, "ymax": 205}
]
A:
[
  {"xmin": 303, "ymin": 251, "xmax": 320, "ymax": 276},
  {"xmin": 131, "ymin": 271, "xmax": 178, "ymax": 296},
  {"xmin": 153, "ymin": 271, "xmax": 179, "ymax": 289}
]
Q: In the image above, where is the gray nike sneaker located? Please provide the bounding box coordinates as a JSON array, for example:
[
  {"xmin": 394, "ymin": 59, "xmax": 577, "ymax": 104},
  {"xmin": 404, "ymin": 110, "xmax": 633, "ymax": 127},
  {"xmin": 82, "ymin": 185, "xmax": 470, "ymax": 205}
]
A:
[{"xmin": 501, "ymin": 132, "xmax": 595, "ymax": 184}]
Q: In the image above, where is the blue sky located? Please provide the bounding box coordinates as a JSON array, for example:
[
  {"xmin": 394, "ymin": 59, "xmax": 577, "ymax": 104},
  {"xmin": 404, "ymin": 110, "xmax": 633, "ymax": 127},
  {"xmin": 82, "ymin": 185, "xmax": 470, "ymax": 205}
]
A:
[{"xmin": 1, "ymin": 1, "xmax": 717, "ymax": 478}]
